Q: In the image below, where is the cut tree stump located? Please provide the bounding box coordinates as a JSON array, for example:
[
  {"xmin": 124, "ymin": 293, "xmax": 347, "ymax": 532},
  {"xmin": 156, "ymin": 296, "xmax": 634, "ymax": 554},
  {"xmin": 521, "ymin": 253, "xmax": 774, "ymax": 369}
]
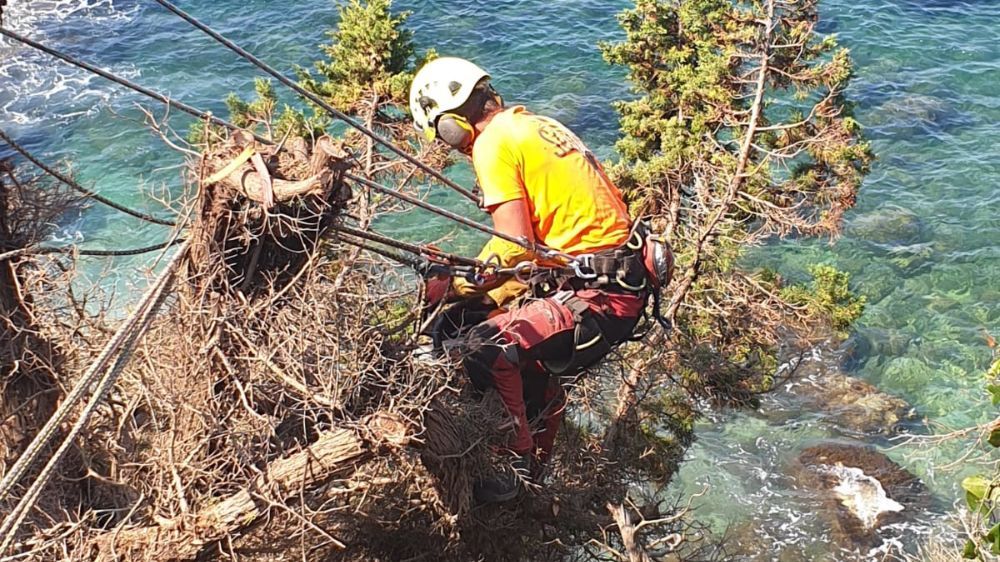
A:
[
  {"xmin": 90, "ymin": 414, "xmax": 410, "ymax": 562},
  {"xmin": 185, "ymin": 133, "xmax": 352, "ymax": 297}
]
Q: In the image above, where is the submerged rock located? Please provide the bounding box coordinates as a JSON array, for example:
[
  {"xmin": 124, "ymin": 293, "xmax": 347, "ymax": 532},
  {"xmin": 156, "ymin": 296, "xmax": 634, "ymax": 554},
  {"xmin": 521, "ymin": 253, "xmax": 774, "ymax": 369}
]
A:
[
  {"xmin": 773, "ymin": 338, "xmax": 919, "ymax": 436},
  {"xmin": 847, "ymin": 205, "xmax": 928, "ymax": 248},
  {"xmin": 798, "ymin": 372, "xmax": 919, "ymax": 436},
  {"xmin": 793, "ymin": 443, "xmax": 931, "ymax": 551},
  {"xmin": 866, "ymin": 92, "xmax": 972, "ymax": 137}
]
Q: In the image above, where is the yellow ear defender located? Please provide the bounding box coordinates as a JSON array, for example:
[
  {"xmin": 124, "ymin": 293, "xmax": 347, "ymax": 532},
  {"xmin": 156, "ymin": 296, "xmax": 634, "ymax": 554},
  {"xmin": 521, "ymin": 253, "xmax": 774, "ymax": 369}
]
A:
[{"xmin": 435, "ymin": 112, "xmax": 476, "ymax": 150}]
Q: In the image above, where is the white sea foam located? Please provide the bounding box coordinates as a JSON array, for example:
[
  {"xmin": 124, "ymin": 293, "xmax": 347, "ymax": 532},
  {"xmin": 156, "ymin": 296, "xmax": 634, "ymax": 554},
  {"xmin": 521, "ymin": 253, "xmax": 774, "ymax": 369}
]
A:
[
  {"xmin": 0, "ymin": 0, "xmax": 139, "ymax": 129},
  {"xmin": 822, "ymin": 463, "xmax": 904, "ymax": 529}
]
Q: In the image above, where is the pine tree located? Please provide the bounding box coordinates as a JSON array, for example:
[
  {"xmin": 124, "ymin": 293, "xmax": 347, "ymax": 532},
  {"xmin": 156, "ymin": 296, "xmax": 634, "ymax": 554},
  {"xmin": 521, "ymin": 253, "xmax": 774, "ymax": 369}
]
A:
[
  {"xmin": 297, "ymin": 0, "xmax": 445, "ymax": 177},
  {"xmin": 601, "ymin": 0, "xmax": 872, "ymax": 443},
  {"xmin": 298, "ymin": 0, "xmax": 426, "ymax": 113}
]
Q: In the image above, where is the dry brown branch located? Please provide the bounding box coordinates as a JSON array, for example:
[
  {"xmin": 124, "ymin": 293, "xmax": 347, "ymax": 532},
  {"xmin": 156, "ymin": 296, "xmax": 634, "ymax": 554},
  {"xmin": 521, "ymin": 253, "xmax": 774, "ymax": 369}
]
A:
[
  {"xmin": 608, "ymin": 503, "xmax": 654, "ymax": 562},
  {"xmin": 89, "ymin": 414, "xmax": 410, "ymax": 562}
]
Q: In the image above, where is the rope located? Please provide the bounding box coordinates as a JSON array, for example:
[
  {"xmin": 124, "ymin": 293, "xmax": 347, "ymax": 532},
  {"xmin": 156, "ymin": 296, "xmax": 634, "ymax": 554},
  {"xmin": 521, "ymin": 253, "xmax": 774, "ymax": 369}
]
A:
[
  {"xmin": 331, "ymin": 223, "xmax": 481, "ymax": 268},
  {"xmin": 346, "ymin": 173, "xmax": 565, "ymax": 259},
  {"xmin": 0, "ymin": 240, "xmax": 186, "ymax": 263},
  {"xmin": 0, "ymin": 29, "xmax": 270, "ymax": 146},
  {"xmin": 0, "ymin": 128, "xmax": 176, "ymax": 226},
  {"xmin": 0, "ymin": 241, "xmax": 189, "ymax": 517},
  {"xmin": 334, "ymin": 233, "xmax": 428, "ymax": 272},
  {"xmin": 149, "ymin": 0, "xmax": 479, "ymax": 203}
]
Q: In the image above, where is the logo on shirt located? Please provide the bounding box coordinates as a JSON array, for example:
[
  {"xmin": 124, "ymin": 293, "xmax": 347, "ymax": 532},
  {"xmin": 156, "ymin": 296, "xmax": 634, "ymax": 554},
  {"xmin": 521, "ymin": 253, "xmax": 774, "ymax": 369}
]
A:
[{"xmin": 537, "ymin": 117, "xmax": 588, "ymax": 158}]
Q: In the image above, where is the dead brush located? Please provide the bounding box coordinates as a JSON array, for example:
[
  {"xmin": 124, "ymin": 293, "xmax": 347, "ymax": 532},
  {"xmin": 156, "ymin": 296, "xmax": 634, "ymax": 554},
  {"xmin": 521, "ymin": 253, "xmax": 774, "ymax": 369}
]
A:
[{"xmin": 1, "ymin": 125, "xmax": 720, "ymax": 561}]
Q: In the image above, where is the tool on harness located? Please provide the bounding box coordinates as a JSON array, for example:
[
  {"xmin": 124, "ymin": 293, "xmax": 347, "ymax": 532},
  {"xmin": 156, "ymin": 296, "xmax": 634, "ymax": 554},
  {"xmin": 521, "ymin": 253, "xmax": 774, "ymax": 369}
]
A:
[
  {"xmin": 540, "ymin": 291, "xmax": 612, "ymax": 376},
  {"xmin": 634, "ymin": 220, "xmax": 675, "ymax": 331},
  {"xmin": 637, "ymin": 222, "xmax": 674, "ymax": 291}
]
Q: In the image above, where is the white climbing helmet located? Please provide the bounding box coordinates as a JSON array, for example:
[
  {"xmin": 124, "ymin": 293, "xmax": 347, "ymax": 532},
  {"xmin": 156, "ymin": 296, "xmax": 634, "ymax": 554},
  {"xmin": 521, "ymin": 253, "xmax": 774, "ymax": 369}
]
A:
[{"xmin": 409, "ymin": 57, "xmax": 491, "ymax": 141}]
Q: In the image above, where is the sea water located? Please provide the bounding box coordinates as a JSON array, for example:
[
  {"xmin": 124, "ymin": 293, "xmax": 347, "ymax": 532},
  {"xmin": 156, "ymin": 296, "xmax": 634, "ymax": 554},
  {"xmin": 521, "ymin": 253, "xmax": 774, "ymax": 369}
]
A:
[{"xmin": 1, "ymin": 0, "xmax": 997, "ymax": 559}]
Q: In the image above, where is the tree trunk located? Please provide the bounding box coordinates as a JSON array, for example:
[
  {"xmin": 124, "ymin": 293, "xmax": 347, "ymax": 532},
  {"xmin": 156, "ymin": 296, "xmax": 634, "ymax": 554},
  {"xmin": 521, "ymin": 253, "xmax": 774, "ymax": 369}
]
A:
[
  {"xmin": 608, "ymin": 503, "xmax": 653, "ymax": 562},
  {"xmin": 90, "ymin": 414, "xmax": 410, "ymax": 562}
]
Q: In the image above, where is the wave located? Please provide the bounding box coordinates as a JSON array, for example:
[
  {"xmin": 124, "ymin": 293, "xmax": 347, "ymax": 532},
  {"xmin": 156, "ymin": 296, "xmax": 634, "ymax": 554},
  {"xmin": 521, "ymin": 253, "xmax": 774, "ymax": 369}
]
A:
[
  {"xmin": 0, "ymin": 0, "xmax": 140, "ymax": 131},
  {"xmin": 2, "ymin": 0, "xmax": 138, "ymax": 32}
]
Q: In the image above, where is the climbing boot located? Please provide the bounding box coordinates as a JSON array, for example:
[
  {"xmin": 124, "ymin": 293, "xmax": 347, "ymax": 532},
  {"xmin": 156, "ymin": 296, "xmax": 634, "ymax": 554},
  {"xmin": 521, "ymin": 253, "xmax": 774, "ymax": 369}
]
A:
[{"xmin": 473, "ymin": 453, "xmax": 532, "ymax": 504}]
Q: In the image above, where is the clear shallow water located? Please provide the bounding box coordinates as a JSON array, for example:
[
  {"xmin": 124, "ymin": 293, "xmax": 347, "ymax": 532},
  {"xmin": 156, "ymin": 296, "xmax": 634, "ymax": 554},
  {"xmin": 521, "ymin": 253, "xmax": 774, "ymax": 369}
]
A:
[{"xmin": 1, "ymin": 0, "xmax": 997, "ymax": 558}]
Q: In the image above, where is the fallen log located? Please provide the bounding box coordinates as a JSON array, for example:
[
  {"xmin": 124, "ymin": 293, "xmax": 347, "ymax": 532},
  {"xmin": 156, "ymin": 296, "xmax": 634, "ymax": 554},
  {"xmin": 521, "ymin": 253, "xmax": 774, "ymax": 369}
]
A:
[{"xmin": 90, "ymin": 413, "xmax": 410, "ymax": 562}]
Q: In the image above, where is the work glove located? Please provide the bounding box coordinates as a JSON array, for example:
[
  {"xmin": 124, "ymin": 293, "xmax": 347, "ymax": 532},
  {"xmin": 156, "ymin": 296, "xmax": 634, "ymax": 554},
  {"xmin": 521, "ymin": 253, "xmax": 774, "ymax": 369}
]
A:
[
  {"xmin": 486, "ymin": 278, "xmax": 529, "ymax": 307},
  {"xmin": 452, "ymin": 236, "xmax": 536, "ymax": 298},
  {"xmin": 422, "ymin": 271, "xmax": 453, "ymax": 311}
]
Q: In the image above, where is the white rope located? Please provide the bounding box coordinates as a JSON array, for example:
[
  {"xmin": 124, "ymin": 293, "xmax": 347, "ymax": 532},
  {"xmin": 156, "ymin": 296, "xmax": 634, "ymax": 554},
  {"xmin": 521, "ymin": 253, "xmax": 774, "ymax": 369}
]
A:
[{"xmin": 0, "ymin": 241, "xmax": 188, "ymax": 552}]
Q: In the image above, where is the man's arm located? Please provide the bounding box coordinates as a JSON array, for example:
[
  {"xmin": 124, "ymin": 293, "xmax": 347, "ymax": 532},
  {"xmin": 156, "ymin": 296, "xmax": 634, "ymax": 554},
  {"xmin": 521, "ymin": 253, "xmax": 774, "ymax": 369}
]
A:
[
  {"xmin": 489, "ymin": 198, "xmax": 534, "ymax": 246},
  {"xmin": 447, "ymin": 198, "xmax": 536, "ymax": 304}
]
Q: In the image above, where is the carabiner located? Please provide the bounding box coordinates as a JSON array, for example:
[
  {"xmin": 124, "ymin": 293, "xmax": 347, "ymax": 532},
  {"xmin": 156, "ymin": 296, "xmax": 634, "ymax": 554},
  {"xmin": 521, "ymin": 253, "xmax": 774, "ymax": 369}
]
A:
[
  {"xmin": 512, "ymin": 261, "xmax": 536, "ymax": 284},
  {"xmin": 571, "ymin": 254, "xmax": 598, "ymax": 280},
  {"xmin": 616, "ymin": 270, "xmax": 647, "ymax": 292},
  {"xmin": 627, "ymin": 226, "xmax": 644, "ymax": 251}
]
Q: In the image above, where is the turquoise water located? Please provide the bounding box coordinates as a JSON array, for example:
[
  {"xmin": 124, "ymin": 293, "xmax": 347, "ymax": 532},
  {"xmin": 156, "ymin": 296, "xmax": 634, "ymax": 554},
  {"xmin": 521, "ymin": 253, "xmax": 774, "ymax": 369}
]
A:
[{"xmin": 2, "ymin": 0, "xmax": 998, "ymax": 558}]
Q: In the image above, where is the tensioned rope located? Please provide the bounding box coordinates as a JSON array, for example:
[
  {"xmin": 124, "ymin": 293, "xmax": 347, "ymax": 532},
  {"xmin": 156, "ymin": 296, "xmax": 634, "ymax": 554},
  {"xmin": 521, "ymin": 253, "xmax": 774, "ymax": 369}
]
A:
[
  {"xmin": 0, "ymin": 128, "xmax": 176, "ymax": 226},
  {"xmin": 0, "ymin": 239, "xmax": 186, "ymax": 263},
  {"xmin": 149, "ymin": 0, "xmax": 479, "ymax": 203},
  {"xmin": 0, "ymin": 241, "xmax": 189, "ymax": 551},
  {"xmin": 334, "ymin": 223, "xmax": 480, "ymax": 268},
  {"xmin": 0, "ymin": 28, "xmax": 542, "ymax": 262},
  {"xmin": 344, "ymin": 173, "xmax": 568, "ymax": 261},
  {"xmin": 333, "ymin": 233, "xmax": 461, "ymax": 278}
]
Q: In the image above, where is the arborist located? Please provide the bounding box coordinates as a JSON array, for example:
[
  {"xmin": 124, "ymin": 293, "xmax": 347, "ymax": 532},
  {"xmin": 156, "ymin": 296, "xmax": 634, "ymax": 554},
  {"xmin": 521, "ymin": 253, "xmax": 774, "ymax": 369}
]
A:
[{"xmin": 409, "ymin": 57, "xmax": 672, "ymax": 503}]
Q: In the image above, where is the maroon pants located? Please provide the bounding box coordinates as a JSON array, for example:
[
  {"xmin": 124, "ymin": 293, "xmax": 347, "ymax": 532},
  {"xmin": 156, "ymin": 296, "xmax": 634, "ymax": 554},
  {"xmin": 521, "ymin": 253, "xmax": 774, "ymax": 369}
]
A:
[{"xmin": 462, "ymin": 288, "xmax": 645, "ymax": 458}]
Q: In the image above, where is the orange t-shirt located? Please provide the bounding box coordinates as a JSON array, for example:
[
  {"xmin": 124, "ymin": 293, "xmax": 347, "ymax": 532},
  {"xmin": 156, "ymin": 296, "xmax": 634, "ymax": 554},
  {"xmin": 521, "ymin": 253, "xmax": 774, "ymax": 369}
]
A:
[{"xmin": 472, "ymin": 106, "xmax": 631, "ymax": 256}]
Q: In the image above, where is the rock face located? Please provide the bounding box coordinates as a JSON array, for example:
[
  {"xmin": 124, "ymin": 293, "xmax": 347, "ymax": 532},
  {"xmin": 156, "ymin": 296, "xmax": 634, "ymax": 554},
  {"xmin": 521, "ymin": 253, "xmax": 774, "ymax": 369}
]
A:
[{"xmin": 793, "ymin": 443, "xmax": 931, "ymax": 551}]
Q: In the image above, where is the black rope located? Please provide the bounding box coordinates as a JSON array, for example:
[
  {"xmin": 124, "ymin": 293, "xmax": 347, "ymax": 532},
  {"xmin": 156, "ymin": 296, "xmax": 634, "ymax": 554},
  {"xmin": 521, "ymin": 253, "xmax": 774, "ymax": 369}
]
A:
[
  {"xmin": 0, "ymin": 128, "xmax": 177, "ymax": 226},
  {"xmin": 344, "ymin": 173, "xmax": 548, "ymax": 255},
  {"xmin": 75, "ymin": 239, "xmax": 185, "ymax": 256},
  {"xmin": 335, "ymin": 234, "xmax": 477, "ymax": 282},
  {"xmin": 0, "ymin": 28, "xmax": 271, "ymax": 146},
  {"xmin": 331, "ymin": 224, "xmax": 482, "ymax": 268},
  {"xmin": 150, "ymin": 0, "xmax": 479, "ymax": 203},
  {"xmin": 0, "ymin": 239, "xmax": 184, "ymax": 262},
  {"xmin": 334, "ymin": 234, "xmax": 422, "ymax": 269}
]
